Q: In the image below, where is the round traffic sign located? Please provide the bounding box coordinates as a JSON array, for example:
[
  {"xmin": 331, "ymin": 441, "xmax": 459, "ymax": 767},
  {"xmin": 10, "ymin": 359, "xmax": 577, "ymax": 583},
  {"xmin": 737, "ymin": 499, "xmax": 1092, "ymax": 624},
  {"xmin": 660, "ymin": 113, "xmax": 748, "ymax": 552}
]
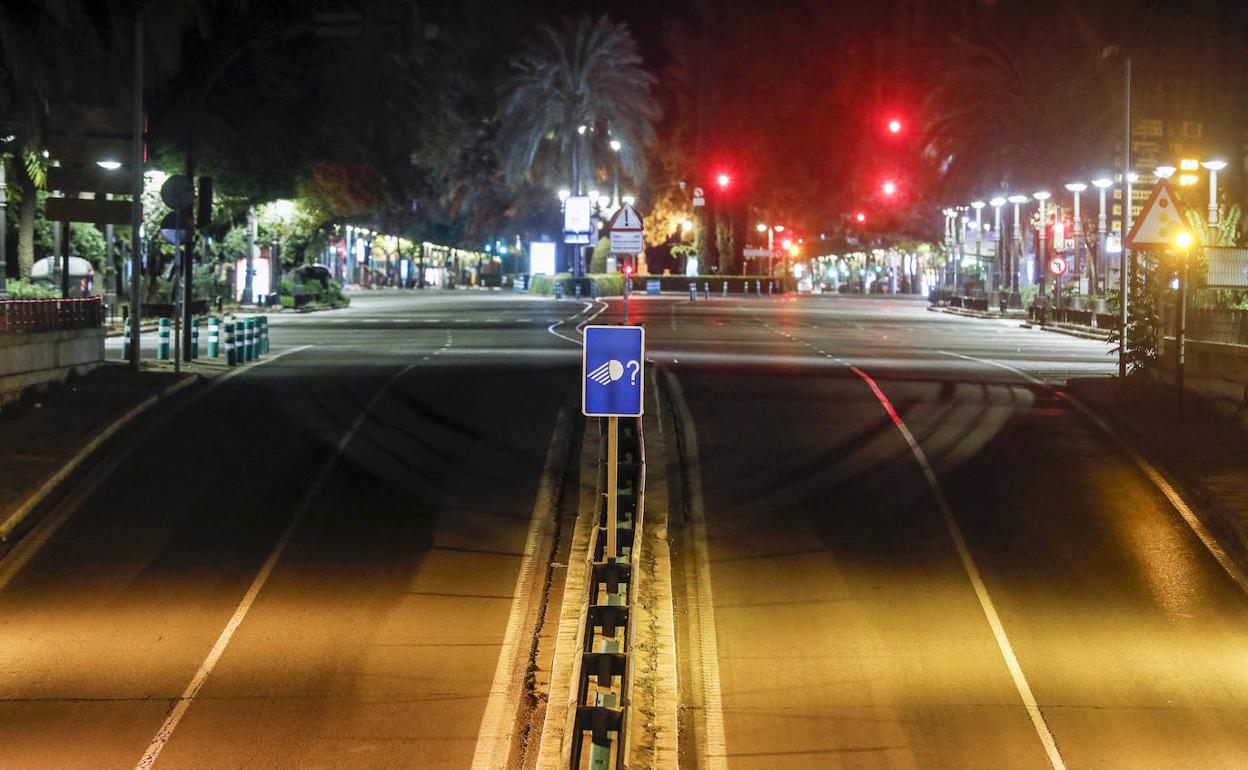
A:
[
  {"xmin": 1048, "ymin": 256, "xmax": 1067, "ymax": 276},
  {"xmin": 160, "ymin": 174, "xmax": 195, "ymax": 210},
  {"xmin": 159, "ymin": 211, "xmax": 193, "ymax": 245}
]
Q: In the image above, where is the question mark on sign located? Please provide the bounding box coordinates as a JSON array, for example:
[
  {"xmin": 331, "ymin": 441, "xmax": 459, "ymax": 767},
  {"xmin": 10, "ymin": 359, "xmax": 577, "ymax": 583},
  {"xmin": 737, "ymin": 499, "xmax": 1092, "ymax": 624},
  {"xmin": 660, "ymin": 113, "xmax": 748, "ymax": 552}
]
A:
[{"xmin": 627, "ymin": 360, "xmax": 640, "ymax": 385}]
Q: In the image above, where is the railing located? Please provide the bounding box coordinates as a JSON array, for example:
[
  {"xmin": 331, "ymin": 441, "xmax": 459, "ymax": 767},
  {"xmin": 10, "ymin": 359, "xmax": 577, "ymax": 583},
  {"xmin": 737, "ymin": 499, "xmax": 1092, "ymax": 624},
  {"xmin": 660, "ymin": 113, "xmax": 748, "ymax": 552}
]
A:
[
  {"xmin": 0, "ymin": 297, "xmax": 103, "ymax": 334},
  {"xmin": 565, "ymin": 416, "xmax": 645, "ymax": 769}
]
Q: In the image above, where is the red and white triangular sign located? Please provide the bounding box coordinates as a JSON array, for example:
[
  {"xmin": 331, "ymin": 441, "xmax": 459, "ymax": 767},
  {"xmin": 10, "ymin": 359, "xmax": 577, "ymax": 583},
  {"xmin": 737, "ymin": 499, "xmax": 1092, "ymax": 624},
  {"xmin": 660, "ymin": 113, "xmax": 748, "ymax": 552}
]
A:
[
  {"xmin": 1124, "ymin": 178, "xmax": 1191, "ymax": 250},
  {"xmin": 608, "ymin": 204, "xmax": 644, "ymax": 232}
]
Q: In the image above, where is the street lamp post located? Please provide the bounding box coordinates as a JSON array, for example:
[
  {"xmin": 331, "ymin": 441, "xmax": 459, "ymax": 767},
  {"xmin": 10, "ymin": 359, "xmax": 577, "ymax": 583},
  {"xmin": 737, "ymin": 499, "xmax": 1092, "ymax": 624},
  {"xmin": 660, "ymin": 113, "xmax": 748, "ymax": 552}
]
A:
[
  {"xmin": 989, "ymin": 197, "xmax": 1006, "ymax": 298},
  {"xmin": 971, "ymin": 201, "xmax": 986, "ymax": 294},
  {"xmin": 1034, "ymin": 191, "xmax": 1051, "ymax": 318},
  {"xmin": 1065, "ymin": 183, "xmax": 1086, "ymax": 302},
  {"xmin": 609, "ymin": 139, "xmax": 622, "ymax": 208},
  {"xmin": 1202, "ymin": 160, "xmax": 1227, "ymax": 245},
  {"xmin": 1175, "ymin": 228, "xmax": 1194, "ymax": 420},
  {"xmin": 1008, "ymin": 195, "xmax": 1028, "ymax": 301},
  {"xmin": 1092, "ymin": 178, "xmax": 1113, "ymax": 294}
]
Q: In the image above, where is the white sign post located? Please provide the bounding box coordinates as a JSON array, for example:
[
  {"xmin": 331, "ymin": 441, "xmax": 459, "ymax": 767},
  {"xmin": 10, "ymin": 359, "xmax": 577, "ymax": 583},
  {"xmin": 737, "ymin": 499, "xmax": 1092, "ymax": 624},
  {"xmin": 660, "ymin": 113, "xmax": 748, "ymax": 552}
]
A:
[{"xmin": 608, "ymin": 204, "xmax": 646, "ymax": 324}]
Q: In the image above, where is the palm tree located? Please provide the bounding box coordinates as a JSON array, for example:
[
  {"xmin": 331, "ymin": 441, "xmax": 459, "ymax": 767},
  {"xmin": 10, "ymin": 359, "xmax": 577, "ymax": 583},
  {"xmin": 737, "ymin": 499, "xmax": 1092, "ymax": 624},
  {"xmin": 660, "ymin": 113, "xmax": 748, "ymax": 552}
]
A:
[{"xmin": 498, "ymin": 15, "xmax": 659, "ymax": 194}]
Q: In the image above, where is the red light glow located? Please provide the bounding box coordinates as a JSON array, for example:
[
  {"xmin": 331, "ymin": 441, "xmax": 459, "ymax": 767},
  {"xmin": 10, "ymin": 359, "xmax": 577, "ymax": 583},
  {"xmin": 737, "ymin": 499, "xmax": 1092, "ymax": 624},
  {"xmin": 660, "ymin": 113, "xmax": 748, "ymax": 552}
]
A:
[
  {"xmin": 716, "ymin": 173, "xmax": 731, "ymax": 188},
  {"xmin": 887, "ymin": 119, "xmax": 902, "ymax": 134},
  {"xmin": 882, "ymin": 180, "xmax": 897, "ymax": 196},
  {"xmin": 855, "ymin": 212, "xmax": 866, "ymax": 223}
]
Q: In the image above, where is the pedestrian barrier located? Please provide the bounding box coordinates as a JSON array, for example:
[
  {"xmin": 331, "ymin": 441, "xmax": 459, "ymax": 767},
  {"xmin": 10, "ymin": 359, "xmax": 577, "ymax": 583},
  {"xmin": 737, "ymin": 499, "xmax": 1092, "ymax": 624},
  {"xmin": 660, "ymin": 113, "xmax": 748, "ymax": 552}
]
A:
[
  {"xmin": 688, "ymin": 282, "xmax": 697, "ymax": 302},
  {"xmin": 575, "ymin": 282, "xmax": 583, "ymax": 300},
  {"xmin": 190, "ymin": 318, "xmax": 199, "ymax": 360},
  {"xmin": 703, "ymin": 281, "xmax": 711, "ymax": 300},
  {"xmin": 590, "ymin": 282, "xmax": 599, "ymax": 300},
  {"xmin": 555, "ymin": 283, "xmax": 565, "ymax": 300},
  {"xmin": 562, "ymin": 416, "xmax": 646, "ymax": 769},
  {"xmin": 157, "ymin": 318, "xmax": 171, "ymax": 360},
  {"xmin": 226, "ymin": 321, "xmax": 237, "ymax": 366},
  {"xmin": 0, "ymin": 296, "xmax": 103, "ymax": 334},
  {"xmin": 207, "ymin": 316, "xmax": 220, "ymax": 358},
  {"xmin": 259, "ymin": 315, "xmax": 269, "ymax": 354}
]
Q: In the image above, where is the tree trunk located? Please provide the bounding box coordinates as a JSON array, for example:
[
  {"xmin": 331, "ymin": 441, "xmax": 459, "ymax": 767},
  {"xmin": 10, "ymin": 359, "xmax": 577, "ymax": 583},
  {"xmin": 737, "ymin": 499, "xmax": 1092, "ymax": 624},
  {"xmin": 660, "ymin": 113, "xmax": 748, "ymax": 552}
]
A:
[{"xmin": 16, "ymin": 162, "xmax": 36, "ymax": 279}]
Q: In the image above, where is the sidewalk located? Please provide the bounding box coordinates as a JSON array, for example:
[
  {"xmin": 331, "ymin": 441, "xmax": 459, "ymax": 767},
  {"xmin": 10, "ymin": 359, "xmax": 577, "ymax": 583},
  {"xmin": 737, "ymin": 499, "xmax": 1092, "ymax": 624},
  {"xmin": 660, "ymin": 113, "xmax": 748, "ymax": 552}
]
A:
[
  {"xmin": 1068, "ymin": 376, "xmax": 1248, "ymax": 564},
  {"xmin": 0, "ymin": 352, "xmax": 254, "ymax": 550}
]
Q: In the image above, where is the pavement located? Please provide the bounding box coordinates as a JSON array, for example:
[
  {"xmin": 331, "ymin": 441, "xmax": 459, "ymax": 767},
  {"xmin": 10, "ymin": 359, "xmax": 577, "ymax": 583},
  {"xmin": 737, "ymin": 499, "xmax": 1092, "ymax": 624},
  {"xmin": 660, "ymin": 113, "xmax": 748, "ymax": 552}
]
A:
[{"xmin": 3, "ymin": 288, "xmax": 1248, "ymax": 768}]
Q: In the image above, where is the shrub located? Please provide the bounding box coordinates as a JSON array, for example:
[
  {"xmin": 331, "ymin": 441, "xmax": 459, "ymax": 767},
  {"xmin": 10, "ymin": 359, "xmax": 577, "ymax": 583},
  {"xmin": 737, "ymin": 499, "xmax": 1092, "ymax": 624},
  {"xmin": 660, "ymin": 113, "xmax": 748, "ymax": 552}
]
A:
[{"xmin": 4, "ymin": 279, "xmax": 59, "ymax": 299}]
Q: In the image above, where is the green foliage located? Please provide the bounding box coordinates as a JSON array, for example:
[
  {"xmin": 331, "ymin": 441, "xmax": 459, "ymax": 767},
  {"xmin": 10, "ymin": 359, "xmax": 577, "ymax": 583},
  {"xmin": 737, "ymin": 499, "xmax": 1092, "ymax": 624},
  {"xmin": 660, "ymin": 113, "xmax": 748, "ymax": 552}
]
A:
[
  {"xmin": 529, "ymin": 273, "xmax": 624, "ymax": 297},
  {"xmin": 1108, "ymin": 257, "xmax": 1162, "ymax": 376},
  {"xmin": 4, "ymin": 279, "xmax": 58, "ymax": 299},
  {"xmin": 589, "ymin": 238, "xmax": 611, "ymax": 273}
]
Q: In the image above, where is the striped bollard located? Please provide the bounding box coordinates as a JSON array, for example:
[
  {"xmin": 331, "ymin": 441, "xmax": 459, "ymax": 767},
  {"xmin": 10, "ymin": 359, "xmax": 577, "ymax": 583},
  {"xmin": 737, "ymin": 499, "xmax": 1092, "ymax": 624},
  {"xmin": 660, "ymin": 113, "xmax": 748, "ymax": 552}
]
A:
[
  {"xmin": 122, "ymin": 322, "xmax": 132, "ymax": 360},
  {"xmin": 704, "ymin": 282, "xmax": 711, "ymax": 300},
  {"xmin": 157, "ymin": 317, "xmax": 171, "ymax": 360},
  {"xmin": 190, "ymin": 318, "xmax": 200, "ymax": 360},
  {"xmin": 259, "ymin": 316, "xmax": 269, "ymax": 354},
  {"xmin": 207, "ymin": 316, "xmax": 220, "ymax": 358},
  {"xmin": 574, "ymin": 282, "xmax": 582, "ymax": 300},
  {"xmin": 755, "ymin": 279, "xmax": 762, "ymax": 297},
  {"xmin": 721, "ymin": 281, "xmax": 728, "ymax": 298},
  {"xmin": 246, "ymin": 318, "xmax": 257, "ymax": 361},
  {"xmin": 688, "ymin": 282, "xmax": 697, "ymax": 302},
  {"xmin": 226, "ymin": 321, "xmax": 237, "ymax": 366},
  {"xmin": 743, "ymin": 280, "xmax": 749, "ymax": 296},
  {"xmin": 554, "ymin": 283, "xmax": 564, "ymax": 300},
  {"xmin": 768, "ymin": 280, "xmax": 774, "ymax": 296}
]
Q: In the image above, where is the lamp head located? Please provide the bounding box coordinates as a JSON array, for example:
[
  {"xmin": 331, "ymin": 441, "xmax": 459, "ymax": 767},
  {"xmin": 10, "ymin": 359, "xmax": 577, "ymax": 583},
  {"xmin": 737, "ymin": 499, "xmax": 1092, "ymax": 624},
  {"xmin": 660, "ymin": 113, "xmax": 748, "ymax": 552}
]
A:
[
  {"xmin": 1008, "ymin": 194, "xmax": 1028, "ymax": 204},
  {"xmin": 1154, "ymin": 165, "xmax": 1176, "ymax": 179},
  {"xmin": 1092, "ymin": 178, "xmax": 1113, "ymax": 189},
  {"xmin": 1202, "ymin": 159, "xmax": 1227, "ymax": 171},
  {"xmin": 1064, "ymin": 182, "xmax": 1087, "ymax": 192},
  {"xmin": 989, "ymin": 197, "xmax": 1007, "ymax": 207},
  {"xmin": 970, "ymin": 200, "xmax": 986, "ymax": 209},
  {"xmin": 1032, "ymin": 191, "xmax": 1051, "ymax": 201}
]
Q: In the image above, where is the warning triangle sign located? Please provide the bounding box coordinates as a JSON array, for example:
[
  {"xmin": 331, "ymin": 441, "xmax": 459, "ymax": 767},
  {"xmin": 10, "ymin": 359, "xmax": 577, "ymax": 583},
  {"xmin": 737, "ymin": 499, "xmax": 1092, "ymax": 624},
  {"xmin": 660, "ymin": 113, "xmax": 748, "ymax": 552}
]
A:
[{"xmin": 1124, "ymin": 178, "xmax": 1192, "ymax": 250}]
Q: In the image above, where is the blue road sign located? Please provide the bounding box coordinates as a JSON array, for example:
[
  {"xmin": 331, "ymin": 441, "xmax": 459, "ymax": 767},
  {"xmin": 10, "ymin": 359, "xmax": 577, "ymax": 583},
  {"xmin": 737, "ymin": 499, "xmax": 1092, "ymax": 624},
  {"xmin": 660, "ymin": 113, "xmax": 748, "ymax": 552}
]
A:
[{"xmin": 582, "ymin": 325, "xmax": 645, "ymax": 417}]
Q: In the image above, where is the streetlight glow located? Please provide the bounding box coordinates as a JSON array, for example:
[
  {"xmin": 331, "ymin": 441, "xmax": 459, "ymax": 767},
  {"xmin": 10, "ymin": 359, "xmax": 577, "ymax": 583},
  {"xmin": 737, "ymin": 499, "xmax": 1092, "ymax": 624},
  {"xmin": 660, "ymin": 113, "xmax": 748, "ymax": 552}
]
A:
[
  {"xmin": 609, "ymin": 139, "xmax": 622, "ymax": 152},
  {"xmin": 970, "ymin": 201, "xmax": 985, "ymax": 210},
  {"xmin": 1154, "ymin": 165, "xmax": 1176, "ymax": 179},
  {"xmin": 1064, "ymin": 182, "xmax": 1087, "ymax": 192},
  {"xmin": 989, "ymin": 196, "xmax": 1007, "ymax": 207},
  {"xmin": 97, "ymin": 160, "xmax": 122, "ymax": 170},
  {"xmin": 1092, "ymin": 178, "xmax": 1113, "ymax": 189},
  {"xmin": 557, "ymin": 188, "xmax": 570, "ymax": 202},
  {"xmin": 1175, "ymin": 230, "xmax": 1194, "ymax": 250},
  {"xmin": 1007, "ymin": 194, "xmax": 1028, "ymax": 204},
  {"xmin": 716, "ymin": 173, "xmax": 731, "ymax": 188},
  {"xmin": 1033, "ymin": 191, "xmax": 1051, "ymax": 201},
  {"xmin": 1201, "ymin": 160, "xmax": 1228, "ymax": 171}
]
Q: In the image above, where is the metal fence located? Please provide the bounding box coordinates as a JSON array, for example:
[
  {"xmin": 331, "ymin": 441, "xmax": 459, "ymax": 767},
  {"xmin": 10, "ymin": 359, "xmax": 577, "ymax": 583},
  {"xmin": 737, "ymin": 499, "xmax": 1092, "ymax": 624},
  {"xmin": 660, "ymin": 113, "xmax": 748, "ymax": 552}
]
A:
[
  {"xmin": 0, "ymin": 297, "xmax": 103, "ymax": 334},
  {"xmin": 564, "ymin": 415, "xmax": 645, "ymax": 769}
]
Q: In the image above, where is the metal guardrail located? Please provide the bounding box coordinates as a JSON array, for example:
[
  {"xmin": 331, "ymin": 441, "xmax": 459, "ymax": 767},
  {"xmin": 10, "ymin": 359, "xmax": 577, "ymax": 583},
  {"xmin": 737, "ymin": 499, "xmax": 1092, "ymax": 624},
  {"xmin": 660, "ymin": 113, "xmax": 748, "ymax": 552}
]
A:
[
  {"xmin": 566, "ymin": 415, "xmax": 645, "ymax": 769},
  {"xmin": 0, "ymin": 297, "xmax": 103, "ymax": 333}
]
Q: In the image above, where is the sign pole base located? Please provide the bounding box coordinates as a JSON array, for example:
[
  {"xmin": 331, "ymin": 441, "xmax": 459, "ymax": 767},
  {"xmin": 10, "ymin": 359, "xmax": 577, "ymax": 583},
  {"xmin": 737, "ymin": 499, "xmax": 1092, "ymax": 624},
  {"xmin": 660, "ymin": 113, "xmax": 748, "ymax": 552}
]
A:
[{"xmin": 606, "ymin": 416, "xmax": 618, "ymax": 561}]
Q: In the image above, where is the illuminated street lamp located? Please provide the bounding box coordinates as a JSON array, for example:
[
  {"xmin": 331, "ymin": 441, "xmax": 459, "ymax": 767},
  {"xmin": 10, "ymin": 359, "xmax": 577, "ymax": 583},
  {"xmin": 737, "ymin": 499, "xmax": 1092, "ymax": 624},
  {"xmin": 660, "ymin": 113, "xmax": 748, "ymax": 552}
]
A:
[
  {"xmin": 757, "ymin": 222, "xmax": 785, "ymax": 277},
  {"xmin": 1033, "ymin": 191, "xmax": 1051, "ymax": 311},
  {"xmin": 989, "ymin": 197, "xmax": 1006, "ymax": 294},
  {"xmin": 1175, "ymin": 226, "xmax": 1196, "ymax": 419},
  {"xmin": 609, "ymin": 139, "xmax": 622, "ymax": 207},
  {"xmin": 970, "ymin": 201, "xmax": 986, "ymax": 291},
  {"xmin": 1201, "ymin": 159, "xmax": 1227, "ymax": 244},
  {"xmin": 558, "ymin": 188, "xmax": 570, "ymax": 203},
  {"xmin": 1065, "ymin": 183, "xmax": 1086, "ymax": 298},
  {"xmin": 1092, "ymin": 177, "xmax": 1113, "ymax": 292},
  {"xmin": 1154, "ymin": 165, "xmax": 1176, "ymax": 180}
]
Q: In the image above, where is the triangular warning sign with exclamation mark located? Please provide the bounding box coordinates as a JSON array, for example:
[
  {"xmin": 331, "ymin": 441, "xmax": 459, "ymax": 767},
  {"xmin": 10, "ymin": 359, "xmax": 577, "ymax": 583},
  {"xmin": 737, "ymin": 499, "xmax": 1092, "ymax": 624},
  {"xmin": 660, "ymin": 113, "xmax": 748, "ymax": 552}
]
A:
[{"xmin": 1124, "ymin": 178, "xmax": 1192, "ymax": 250}]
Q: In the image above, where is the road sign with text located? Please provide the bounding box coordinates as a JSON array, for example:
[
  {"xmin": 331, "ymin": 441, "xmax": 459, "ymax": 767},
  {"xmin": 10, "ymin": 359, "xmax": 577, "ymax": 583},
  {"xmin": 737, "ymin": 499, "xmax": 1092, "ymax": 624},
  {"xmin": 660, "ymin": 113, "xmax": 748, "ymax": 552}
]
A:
[
  {"xmin": 609, "ymin": 204, "xmax": 645, "ymax": 254},
  {"xmin": 582, "ymin": 325, "xmax": 645, "ymax": 417}
]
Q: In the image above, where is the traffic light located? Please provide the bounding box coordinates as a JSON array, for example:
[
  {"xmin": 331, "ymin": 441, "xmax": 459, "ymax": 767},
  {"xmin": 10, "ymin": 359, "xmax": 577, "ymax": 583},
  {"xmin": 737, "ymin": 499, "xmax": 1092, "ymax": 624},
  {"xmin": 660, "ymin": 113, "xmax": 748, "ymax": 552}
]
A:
[
  {"xmin": 881, "ymin": 180, "xmax": 897, "ymax": 197},
  {"xmin": 854, "ymin": 211, "xmax": 867, "ymax": 224},
  {"xmin": 886, "ymin": 118, "xmax": 902, "ymax": 134},
  {"xmin": 716, "ymin": 172, "xmax": 731, "ymax": 189}
]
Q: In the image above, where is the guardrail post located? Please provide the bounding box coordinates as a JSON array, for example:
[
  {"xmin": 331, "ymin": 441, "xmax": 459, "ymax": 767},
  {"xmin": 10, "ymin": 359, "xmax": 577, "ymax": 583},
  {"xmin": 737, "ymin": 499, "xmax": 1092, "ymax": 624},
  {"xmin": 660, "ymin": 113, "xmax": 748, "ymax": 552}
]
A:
[
  {"xmin": 158, "ymin": 317, "xmax": 171, "ymax": 360},
  {"xmin": 207, "ymin": 316, "xmax": 220, "ymax": 357}
]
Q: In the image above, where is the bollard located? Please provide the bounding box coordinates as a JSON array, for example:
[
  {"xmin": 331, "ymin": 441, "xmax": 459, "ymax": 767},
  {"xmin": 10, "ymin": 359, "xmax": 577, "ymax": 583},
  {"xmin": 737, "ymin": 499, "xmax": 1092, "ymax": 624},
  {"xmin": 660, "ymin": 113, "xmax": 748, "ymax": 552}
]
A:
[
  {"xmin": 190, "ymin": 318, "xmax": 199, "ymax": 360},
  {"xmin": 555, "ymin": 282, "xmax": 564, "ymax": 300},
  {"xmin": 704, "ymin": 281, "xmax": 711, "ymax": 300},
  {"xmin": 244, "ymin": 318, "xmax": 256, "ymax": 361},
  {"xmin": 158, "ymin": 317, "xmax": 171, "ymax": 360},
  {"xmin": 689, "ymin": 282, "xmax": 697, "ymax": 301},
  {"xmin": 722, "ymin": 281, "xmax": 728, "ymax": 298},
  {"xmin": 743, "ymin": 280, "xmax": 749, "ymax": 296},
  {"xmin": 207, "ymin": 316, "xmax": 220, "ymax": 358},
  {"xmin": 590, "ymin": 281, "xmax": 598, "ymax": 300},
  {"xmin": 768, "ymin": 280, "xmax": 774, "ymax": 296},
  {"xmin": 755, "ymin": 279, "xmax": 762, "ymax": 297},
  {"xmin": 259, "ymin": 315, "xmax": 269, "ymax": 354},
  {"xmin": 226, "ymin": 322, "xmax": 236, "ymax": 366},
  {"xmin": 575, "ymin": 282, "xmax": 582, "ymax": 300}
]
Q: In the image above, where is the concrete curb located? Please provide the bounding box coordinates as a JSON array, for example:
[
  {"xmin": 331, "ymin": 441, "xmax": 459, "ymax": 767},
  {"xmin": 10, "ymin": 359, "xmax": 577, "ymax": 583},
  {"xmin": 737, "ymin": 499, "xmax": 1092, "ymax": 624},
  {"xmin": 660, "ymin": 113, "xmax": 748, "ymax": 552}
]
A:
[{"xmin": 0, "ymin": 373, "xmax": 198, "ymax": 542}]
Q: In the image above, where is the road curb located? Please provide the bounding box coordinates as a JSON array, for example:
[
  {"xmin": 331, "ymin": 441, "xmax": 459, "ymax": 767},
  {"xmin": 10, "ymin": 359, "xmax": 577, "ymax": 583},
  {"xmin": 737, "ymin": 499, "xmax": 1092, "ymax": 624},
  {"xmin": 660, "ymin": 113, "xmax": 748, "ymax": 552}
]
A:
[{"xmin": 0, "ymin": 373, "xmax": 199, "ymax": 543}]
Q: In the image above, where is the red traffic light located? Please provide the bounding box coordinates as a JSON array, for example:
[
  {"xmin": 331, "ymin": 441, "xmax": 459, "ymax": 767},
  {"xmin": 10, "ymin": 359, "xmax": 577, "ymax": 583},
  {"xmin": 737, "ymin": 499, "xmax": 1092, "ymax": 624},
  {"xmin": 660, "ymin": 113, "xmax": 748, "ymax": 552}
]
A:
[
  {"xmin": 886, "ymin": 118, "xmax": 902, "ymax": 134},
  {"xmin": 716, "ymin": 172, "xmax": 731, "ymax": 189},
  {"xmin": 881, "ymin": 180, "xmax": 897, "ymax": 196},
  {"xmin": 854, "ymin": 211, "xmax": 867, "ymax": 223}
]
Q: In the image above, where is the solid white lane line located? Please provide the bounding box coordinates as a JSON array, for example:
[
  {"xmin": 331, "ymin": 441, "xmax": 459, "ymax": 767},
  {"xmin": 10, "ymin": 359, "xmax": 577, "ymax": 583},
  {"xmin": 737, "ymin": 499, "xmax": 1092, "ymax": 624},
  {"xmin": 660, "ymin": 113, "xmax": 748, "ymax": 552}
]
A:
[
  {"xmin": 134, "ymin": 353, "xmax": 432, "ymax": 770},
  {"xmin": 940, "ymin": 349, "xmax": 1248, "ymax": 597},
  {"xmin": 664, "ymin": 372, "xmax": 728, "ymax": 770},
  {"xmin": 848, "ymin": 364, "xmax": 1066, "ymax": 770},
  {"xmin": 470, "ymin": 404, "xmax": 572, "ymax": 769}
]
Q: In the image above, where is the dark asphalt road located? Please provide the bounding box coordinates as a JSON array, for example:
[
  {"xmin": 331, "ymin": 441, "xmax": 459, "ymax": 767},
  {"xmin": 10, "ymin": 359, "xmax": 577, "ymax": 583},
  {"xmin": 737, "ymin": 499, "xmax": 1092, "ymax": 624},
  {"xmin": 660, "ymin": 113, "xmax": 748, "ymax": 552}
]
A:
[
  {"xmin": 1, "ymin": 291, "xmax": 590, "ymax": 769},
  {"xmin": 5, "ymin": 289, "xmax": 1248, "ymax": 769},
  {"xmin": 619, "ymin": 293, "xmax": 1248, "ymax": 769}
]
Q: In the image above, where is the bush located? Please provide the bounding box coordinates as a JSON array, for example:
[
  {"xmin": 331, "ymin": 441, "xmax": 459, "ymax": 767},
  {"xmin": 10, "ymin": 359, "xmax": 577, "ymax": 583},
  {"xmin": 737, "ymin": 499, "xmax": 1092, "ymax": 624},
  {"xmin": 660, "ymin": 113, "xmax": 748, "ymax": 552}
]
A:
[
  {"xmin": 4, "ymin": 279, "xmax": 59, "ymax": 299},
  {"xmin": 529, "ymin": 273, "xmax": 624, "ymax": 297}
]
